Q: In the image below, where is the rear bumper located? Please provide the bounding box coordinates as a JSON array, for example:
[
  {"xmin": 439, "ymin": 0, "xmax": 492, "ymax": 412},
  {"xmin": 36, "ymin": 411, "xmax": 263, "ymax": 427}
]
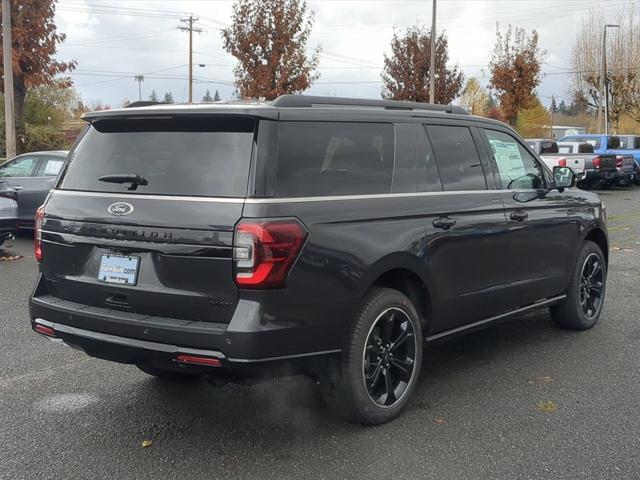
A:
[
  {"xmin": 578, "ymin": 169, "xmax": 616, "ymax": 183},
  {"xmin": 29, "ymin": 276, "xmax": 341, "ymax": 373}
]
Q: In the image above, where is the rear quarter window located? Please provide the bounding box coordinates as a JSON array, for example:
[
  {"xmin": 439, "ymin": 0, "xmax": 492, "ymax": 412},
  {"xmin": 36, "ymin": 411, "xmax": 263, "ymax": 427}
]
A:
[
  {"xmin": 275, "ymin": 122, "xmax": 394, "ymax": 197},
  {"xmin": 59, "ymin": 116, "xmax": 255, "ymax": 197}
]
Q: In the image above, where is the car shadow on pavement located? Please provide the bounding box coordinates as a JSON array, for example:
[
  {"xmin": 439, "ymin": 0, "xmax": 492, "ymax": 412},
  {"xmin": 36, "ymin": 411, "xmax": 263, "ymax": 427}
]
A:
[{"xmin": 71, "ymin": 308, "xmax": 583, "ymax": 448}]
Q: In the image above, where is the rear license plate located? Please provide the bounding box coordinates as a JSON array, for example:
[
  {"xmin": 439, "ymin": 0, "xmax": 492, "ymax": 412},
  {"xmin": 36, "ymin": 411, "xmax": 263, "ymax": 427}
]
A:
[{"xmin": 98, "ymin": 254, "xmax": 140, "ymax": 285}]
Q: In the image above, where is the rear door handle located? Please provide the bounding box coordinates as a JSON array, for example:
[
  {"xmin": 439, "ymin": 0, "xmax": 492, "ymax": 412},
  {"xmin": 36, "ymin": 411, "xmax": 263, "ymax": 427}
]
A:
[
  {"xmin": 510, "ymin": 211, "xmax": 528, "ymax": 221},
  {"xmin": 432, "ymin": 217, "xmax": 457, "ymax": 230}
]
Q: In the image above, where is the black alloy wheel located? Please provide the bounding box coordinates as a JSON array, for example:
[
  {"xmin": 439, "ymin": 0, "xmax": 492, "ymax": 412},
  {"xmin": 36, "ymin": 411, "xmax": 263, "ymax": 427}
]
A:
[
  {"xmin": 579, "ymin": 253, "xmax": 604, "ymax": 320},
  {"xmin": 363, "ymin": 307, "xmax": 417, "ymax": 408}
]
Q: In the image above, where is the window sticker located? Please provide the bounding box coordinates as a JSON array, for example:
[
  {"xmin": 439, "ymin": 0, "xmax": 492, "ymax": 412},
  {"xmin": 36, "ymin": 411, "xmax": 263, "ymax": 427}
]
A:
[
  {"xmin": 489, "ymin": 140, "xmax": 526, "ymax": 179},
  {"xmin": 44, "ymin": 160, "xmax": 64, "ymax": 176}
]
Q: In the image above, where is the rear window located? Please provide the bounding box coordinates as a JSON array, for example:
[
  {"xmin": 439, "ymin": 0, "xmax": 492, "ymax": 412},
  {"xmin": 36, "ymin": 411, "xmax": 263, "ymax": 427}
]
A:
[
  {"xmin": 562, "ymin": 136, "xmax": 601, "ymax": 150},
  {"xmin": 59, "ymin": 116, "xmax": 255, "ymax": 197},
  {"xmin": 619, "ymin": 136, "xmax": 640, "ymax": 149},
  {"xmin": 275, "ymin": 122, "xmax": 394, "ymax": 197},
  {"xmin": 540, "ymin": 142, "xmax": 558, "ymax": 154}
]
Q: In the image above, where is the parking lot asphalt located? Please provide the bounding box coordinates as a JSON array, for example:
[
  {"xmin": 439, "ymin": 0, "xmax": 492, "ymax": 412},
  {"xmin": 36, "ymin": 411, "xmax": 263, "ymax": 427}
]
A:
[{"xmin": 1, "ymin": 187, "xmax": 639, "ymax": 480}]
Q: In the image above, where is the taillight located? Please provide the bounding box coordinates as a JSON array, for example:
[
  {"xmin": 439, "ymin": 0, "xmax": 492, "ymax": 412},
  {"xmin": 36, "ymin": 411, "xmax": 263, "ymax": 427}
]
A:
[
  {"xmin": 558, "ymin": 158, "xmax": 567, "ymax": 167},
  {"xmin": 616, "ymin": 157, "xmax": 623, "ymax": 168},
  {"xmin": 593, "ymin": 157, "xmax": 601, "ymax": 169},
  {"xmin": 34, "ymin": 206, "xmax": 44, "ymax": 262},
  {"xmin": 233, "ymin": 218, "xmax": 307, "ymax": 288}
]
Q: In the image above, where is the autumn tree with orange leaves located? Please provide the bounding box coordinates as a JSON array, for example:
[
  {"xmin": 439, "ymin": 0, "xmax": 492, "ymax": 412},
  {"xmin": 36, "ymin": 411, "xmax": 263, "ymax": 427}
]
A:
[
  {"xmin": 382, "ymin": 27, "xmax": 464, "ymax": 104},
  {"xmin": 489, "ymin": 25, "xmax": 543, "ymax": 126},
  {"xmin": 222, "ymin": 0, "xmax": 320, "ymax": 100},
  {"xmin": 0, "ymin": 0, "xmax": 76, "ymax": 151}
]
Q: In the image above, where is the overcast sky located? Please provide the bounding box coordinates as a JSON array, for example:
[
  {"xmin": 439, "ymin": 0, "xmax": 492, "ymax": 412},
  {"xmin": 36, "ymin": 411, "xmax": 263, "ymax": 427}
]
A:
[{"xmin": 53, "ymin": 0, "xmax": 626, "ymax": 108}]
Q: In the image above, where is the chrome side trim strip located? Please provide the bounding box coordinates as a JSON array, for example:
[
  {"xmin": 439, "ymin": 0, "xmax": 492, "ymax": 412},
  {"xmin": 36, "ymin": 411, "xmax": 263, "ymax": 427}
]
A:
[
  {"xmin": 50, "ymin": 190, "xmax": 245, "ymax": 203},
  {"xmin": 50, "ymin": 188, "xmax": 540, "ymax": 205},
  {"xmin": 426, "ymin": 295, "xmax": 567, "ymax": 342},
  {"xmin": 244, "ymin": 190, "xmax": 508, "ymax": 204}
]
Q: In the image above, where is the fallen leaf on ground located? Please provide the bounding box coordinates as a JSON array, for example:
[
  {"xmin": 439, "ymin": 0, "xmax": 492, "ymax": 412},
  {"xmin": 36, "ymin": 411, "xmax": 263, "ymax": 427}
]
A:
[
  {"xmin": 0, "ymin": 255, "xmax": 23, "ymax": 261},
  {"xmin": 434, "ymin": 417, "xmax": 446, "ymax": 425},
  {"xmin": 537, "ymin": 401, "xmax": 557, "ymax": 413},
  {"xmin": 141, "ymin": 440, "xmax": 152, "ymax": 448}
]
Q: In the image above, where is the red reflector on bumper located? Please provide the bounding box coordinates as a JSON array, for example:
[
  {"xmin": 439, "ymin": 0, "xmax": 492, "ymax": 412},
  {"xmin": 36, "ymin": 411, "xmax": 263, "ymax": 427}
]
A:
[
  {"xmin": 35, "ymin": 324, "xmax": 56, "ymax": 337},
  {"xmin": 174, "ymin": 354, "xmax": 221, "ymax": 367}
]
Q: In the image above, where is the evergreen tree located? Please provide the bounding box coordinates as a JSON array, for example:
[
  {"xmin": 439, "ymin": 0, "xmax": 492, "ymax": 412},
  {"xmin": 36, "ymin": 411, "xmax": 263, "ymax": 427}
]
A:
[
  {"xmin": 550, "ymin": 97, "xmax": 558, "ymax": 113},
  {"xmin": 149, "ymin": 90, "xmax": 159, "ymax": 102},
  {"xmin": 558, "ymin": 99, "xmax": 567, "ymax": 114},
  {"xmin": 202, "ymin": 89, "xmax": 213, "ymax": 102},
  {"xmin": 163, "ymin": 92, "xmax": 174, "ymax": 103},
  {"xmin": 214, "ymin": 89, "xmax": 221, "ymax": 102}
]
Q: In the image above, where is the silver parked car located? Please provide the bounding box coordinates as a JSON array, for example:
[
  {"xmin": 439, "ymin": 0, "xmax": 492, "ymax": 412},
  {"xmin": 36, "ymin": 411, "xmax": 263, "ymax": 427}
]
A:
[{"xmin": 0, "ymin": 151, "xmax": 68, "ymax": 228}]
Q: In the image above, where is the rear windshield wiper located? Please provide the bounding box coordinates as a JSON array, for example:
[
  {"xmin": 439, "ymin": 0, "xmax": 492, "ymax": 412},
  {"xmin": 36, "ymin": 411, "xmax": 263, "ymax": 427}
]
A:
[{"xmin": 98, "ymin": 174, "xmax": 148, "ymax": 191}]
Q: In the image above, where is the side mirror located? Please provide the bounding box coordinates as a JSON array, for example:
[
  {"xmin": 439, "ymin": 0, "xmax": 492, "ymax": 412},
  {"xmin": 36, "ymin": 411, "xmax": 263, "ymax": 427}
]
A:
[{"xmin": 553, "ymin": 166, "xmax": 575, "ymax": 191}]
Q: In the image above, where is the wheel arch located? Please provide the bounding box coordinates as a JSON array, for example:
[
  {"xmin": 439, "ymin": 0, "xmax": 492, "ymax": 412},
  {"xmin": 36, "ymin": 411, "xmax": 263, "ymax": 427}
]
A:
[
  {"xmin": 358, "ymin": 253, "xmax": 432, "ymax": 330},
  {"xmin": 584, "ymin": 227, "xmax": 608, "ymax": 266}
]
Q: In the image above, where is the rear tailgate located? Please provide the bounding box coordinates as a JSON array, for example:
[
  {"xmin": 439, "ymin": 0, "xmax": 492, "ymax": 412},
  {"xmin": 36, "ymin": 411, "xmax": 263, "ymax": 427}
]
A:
[
  {"xmin": 596, "ymin": 155, "xmax": 618, "ymax": 173},
  {"xmin": 38, "ymin": 115, "xmax": 256, "ymax": 324}
]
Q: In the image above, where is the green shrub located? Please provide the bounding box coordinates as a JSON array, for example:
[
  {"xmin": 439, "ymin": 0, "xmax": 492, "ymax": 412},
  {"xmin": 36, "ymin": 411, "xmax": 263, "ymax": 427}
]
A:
[{"xmin": 21, "ymin": 124, "xmax": 65, "ymax": 152}]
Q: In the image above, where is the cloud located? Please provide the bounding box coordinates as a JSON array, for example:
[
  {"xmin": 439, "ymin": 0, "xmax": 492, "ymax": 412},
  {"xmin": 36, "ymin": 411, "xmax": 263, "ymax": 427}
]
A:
[{"xmin": 52, "ymin": 0, "xmax": 624, "ymax": 106}]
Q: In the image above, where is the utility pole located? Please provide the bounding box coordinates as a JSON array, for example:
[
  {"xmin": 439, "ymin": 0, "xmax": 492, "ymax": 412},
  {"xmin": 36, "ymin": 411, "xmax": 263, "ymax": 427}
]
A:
[
  {"xmin": 549, "ymin": 95, "xmax": 554, "ymax": 139},
  {"xmin": 600, "ymin": 24, "xmax": 619, "ymax": 134},
  {"xmin": 178, "ymin": 15, "xmax": 201, "ymax": 103},
  {"xmin": 134, "ymin": 75, "xmax": 144, "ymax": 102},
  {"xmin": 429, "ymin": 0, "xmax": 437, "ymax": 104},
  {"xmin": 2, "ymin": 0, "xmax": 16, "ymax": 158}
]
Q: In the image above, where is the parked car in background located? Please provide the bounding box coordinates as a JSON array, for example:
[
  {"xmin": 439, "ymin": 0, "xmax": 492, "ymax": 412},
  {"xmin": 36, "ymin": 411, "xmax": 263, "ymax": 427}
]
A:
[
  {"xmin": 0, "ymin": 194, "xmax": 18, "ymax": 248},
  {"xmin": 560, "ymin": 134, "xmax": 640, "ymax": 183},
  {"xmin": 617, "ymin": 135, "xmax": 640, "ymax": 184},
  {"xmin": 31, "ymin": 95, "xmax": 608, "ymax": 425},
  {"xmin": 613, "ymin": 155, "xmax": 636, "ymax": 186},
  {"xmin": 0, "ymin": 151, "xmax": 68, "ymax": 229},
  {"xmin": 537, "ymin": 140, "xmax": 618, "ymax": 189}
]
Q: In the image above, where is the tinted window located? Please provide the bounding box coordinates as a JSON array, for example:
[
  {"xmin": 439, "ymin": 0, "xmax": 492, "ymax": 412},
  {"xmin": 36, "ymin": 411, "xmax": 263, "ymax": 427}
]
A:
[
  {"xmin": 425, "ymin": 125, "xmax": 486, "ymax": 191},
  {"xmin": 0, "ymin": 156, "xmax": 38, "ymax": 177},
  {"xmin": 483, "ymin": 129, "xmax": 545, "ymax": 190},
  {"xmin": 59, "ymin": 117, "xmax": 255, "ymax": 197},
  {"xmin": 561, "ymin": 136, "xmax": 601, "ymax": 149},
  {"xmin": 540, "ymin": 141, "xmax": 558, "ymax": 154},
  {"xmin": 275, "ymin": 122, "xmax": 394, "ymax": 197},
  {"xmin": 392, "ymin": 124, "xmax": 441, "ymax": 193}
]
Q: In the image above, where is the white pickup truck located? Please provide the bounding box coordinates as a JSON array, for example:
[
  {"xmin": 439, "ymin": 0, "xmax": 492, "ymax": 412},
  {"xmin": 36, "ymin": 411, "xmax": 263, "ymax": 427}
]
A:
[{"xmin": 526, "ymin": 139, "xmax": 618, "ymax": 189}]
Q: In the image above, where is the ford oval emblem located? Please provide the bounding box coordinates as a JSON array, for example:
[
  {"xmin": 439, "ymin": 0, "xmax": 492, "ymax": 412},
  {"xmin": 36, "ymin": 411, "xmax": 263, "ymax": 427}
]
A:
[{"xmin": 107, "ymin": 202, "xmax": 134, "ymax": 216}]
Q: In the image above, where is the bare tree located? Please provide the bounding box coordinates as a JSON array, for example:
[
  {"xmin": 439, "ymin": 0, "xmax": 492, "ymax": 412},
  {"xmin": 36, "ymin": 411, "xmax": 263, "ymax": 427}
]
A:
[{"xmin": 571, "ymin": 6, "xmax": 640, "ymax": 129}]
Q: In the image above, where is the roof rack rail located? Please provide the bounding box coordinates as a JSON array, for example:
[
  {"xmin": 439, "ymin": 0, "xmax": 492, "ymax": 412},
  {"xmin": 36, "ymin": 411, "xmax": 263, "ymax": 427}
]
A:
[
  {"xmin": 271, "ymin": 94, "xmax": 469, "ymax": 115},
  {"xmin": 124, "ymin": 100, "xmax": 171, "ymax": 108}
]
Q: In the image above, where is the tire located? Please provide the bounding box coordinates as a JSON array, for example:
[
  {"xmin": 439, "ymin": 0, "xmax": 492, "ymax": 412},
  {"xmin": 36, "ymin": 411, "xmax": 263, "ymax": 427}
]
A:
[
  {"xmin": 550, "ymin": 240, "xmax": 606, "ymax": 330},
  {"xmin": 320, "ymin": 287, "xmax": 423, "ymax": 425},
  {"xmin": 136, "ymin": 364, "xmax": 200, "ymax": 381}
]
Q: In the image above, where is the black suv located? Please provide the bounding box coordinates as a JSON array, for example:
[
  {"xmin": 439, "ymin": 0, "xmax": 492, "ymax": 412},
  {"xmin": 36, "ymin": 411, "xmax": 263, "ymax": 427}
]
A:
[{"xmin": 30, "ymin": 95, "xmax": 608, "ymax": 424}]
